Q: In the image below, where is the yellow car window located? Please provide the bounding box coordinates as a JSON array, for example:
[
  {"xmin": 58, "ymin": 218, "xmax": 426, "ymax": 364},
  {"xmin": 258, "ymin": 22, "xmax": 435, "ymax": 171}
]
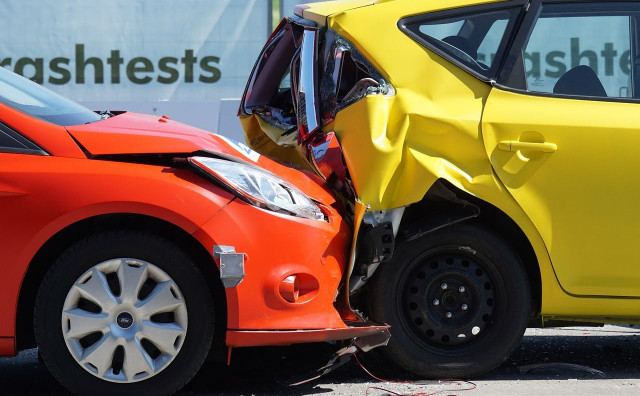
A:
[
  {"xmin": 400, "ymin": 6, "xmax": 522, "ymax": 80},
  {"xmin": 500, "ymin": 2, "xmax": 636, "ymax": 99}
]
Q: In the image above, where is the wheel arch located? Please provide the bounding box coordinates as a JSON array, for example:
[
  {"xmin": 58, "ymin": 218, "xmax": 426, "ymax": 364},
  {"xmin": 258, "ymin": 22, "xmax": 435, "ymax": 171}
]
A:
[
  {"xmin": 16, "ymin": 213, "xmax": 227, "ymax": 358},
  {"xmin": 397, "ymin": 179, "xmax": 542, "ymax": 316}
]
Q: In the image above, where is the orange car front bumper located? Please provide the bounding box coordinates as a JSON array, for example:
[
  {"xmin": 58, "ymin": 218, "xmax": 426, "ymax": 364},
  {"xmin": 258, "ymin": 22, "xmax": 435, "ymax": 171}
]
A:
[{"xmin": 193, "ymin": 197, "xmax": 386, "ymax": 347}]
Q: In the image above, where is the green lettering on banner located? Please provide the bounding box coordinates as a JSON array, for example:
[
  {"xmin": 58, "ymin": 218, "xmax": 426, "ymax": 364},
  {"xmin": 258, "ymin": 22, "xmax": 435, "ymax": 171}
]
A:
[
  {"xmin": 620, "ymin": 50, "xmax": 631, "ymax": 75},
  {"xmin": 127, "ymin": 57, "xmax": 154, "ymax": 84},
  {"xmin": 158, "ymin": 57, "xmax": 179, "ymax": 84},
  {"xmin": 15, "ymin": 57, "xmax": 44, "ymax": 84},
  {"xmin": 601, "ymin": 43, "xmax": 617, "ymax": 76},
  {"xmin": 199, "ymin": 56, "xmax": 221, "ymax": 83},
  {"xmin": 570, "ymin": 37, "xmax": 598, "ymax": 73},
  {"xmin": 545, "ymin": 51, "xmax": 566, "ymax": 78},
  {"xmin": 181, "ymin": 49, "xmax": 197, "ymax": 83},
  {"xmin": 3, "ymin": 47, "xmax": 226, "ymax": 86},
  {"xmin": 49, "ymin": 57, "xmax": 71, "ymax": 84},
  {"xmin": 107, "ymin": 50, "xmax": 124, "ymax": 84},
  {"xmin": 75, "ymin": 44, "xmax": 104, "ymax": 84},
  {"xmin": 525, "ymin": 52, "xmax": 540, "ymax": 78}
]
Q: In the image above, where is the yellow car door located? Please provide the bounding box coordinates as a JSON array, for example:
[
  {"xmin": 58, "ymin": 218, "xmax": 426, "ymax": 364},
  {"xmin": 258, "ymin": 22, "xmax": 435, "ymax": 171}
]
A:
[{"xmin": 483, "ymin": 0, "xmax": 640, "ymax": 297}]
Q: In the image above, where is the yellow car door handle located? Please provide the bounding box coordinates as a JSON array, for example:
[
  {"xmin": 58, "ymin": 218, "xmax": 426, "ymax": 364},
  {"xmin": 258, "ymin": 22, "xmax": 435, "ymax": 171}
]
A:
[{"xmin": 498, "ymin": 141, "xmax": 558, "ymax": 153}]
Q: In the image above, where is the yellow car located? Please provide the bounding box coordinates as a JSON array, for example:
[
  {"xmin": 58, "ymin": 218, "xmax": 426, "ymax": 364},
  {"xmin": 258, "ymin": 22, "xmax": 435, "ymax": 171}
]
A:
[{"xmin": 239, "ymin": 0, "xmax": 639, "ymax": 378}]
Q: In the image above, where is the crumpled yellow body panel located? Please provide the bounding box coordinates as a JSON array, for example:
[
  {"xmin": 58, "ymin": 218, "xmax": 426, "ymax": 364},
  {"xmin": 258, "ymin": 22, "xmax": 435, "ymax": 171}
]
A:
[
  {"xmin": 239, "ymin": 114, "xmax": 310, "ymax": 169},
  {"xmin": 328, "ymin": 1, "xmax": 498, "ymax": 211},
  {"xmin": 334, "ymin": 86, "xmax": 493, "ymax": 211},
  {"xmin": 324, "ymin": 0, "xmax": 613, "ymax": 319}
]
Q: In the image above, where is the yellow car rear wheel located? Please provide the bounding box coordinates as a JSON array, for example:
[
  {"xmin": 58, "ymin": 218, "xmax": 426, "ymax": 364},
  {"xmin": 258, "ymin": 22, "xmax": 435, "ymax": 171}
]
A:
[{"xmin": 368, "ymin": 222, "xmax": 530, "ymax": 378}]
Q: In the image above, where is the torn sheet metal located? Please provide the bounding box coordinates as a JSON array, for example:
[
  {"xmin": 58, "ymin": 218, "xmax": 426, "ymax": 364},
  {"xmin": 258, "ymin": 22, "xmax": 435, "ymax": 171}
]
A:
[
  {"xmin": 240, "ymin": 111, "xmax": 309, "ymax": 168},
  {"xmin": 354, "ymin": 328, "xmax": 391, "ymax": 352},
  {"xmin": 336, "ymin": 200, "xmax": 368, "ymax": 319},
  {"xmin": 287, "ymin": 344, "xmax": 358, "ymax": 386},
  {"xmin": 349, "ymin": 207, "xmax": 404, "ymax": 293},
  {"xmin": 238, "ymin": 19, "xmax": 311, "ymax": 169},
  {"xmin": 286, "ymin": 327, "xmax": 390, "ymax": 386},
  {"xmin": 319, "ymin": 31, "xmax": 394, "ymax": 123},
  {"xmin": 306, "ymin": 131, "xmax": 348, "ymax": 183}
]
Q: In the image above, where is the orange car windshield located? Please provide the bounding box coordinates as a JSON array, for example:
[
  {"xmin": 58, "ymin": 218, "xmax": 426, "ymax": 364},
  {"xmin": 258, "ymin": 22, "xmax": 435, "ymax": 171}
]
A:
[{"xmin": 0, "ymin": 67, "xmax": 101, "ymax": 126}]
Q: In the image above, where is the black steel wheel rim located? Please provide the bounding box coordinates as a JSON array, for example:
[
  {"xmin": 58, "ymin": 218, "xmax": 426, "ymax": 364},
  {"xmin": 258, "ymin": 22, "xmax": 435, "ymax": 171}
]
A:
[{"xmin": 399, "ymin": 248, "xmax": 497, "ymax": 351}]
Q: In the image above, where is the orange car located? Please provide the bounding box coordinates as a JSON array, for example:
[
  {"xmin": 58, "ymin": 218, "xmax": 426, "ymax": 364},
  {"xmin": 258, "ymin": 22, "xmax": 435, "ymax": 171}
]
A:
[{"xmin": 0, "ymin": 67, "xmax": 385, "ymax": 395}]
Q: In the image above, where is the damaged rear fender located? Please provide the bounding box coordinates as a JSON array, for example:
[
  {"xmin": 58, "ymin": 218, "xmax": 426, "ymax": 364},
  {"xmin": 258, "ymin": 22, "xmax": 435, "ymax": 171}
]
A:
[{"xmin": 331, "ymin": 92, "xmax": 558, "ymax": 316}]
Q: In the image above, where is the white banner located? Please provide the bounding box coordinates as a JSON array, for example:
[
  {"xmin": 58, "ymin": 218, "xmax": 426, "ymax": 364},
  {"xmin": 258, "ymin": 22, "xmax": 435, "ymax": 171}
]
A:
[{"xmin": 0, "ymin": 0, "xmax": 269, "ymax": 103}]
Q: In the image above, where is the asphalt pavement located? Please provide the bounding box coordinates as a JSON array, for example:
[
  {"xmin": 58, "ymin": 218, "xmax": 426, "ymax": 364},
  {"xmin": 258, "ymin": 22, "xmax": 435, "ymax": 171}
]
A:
[{"xmin": 2, "ymin": 325, "xmax": 640, "ymax": 395}]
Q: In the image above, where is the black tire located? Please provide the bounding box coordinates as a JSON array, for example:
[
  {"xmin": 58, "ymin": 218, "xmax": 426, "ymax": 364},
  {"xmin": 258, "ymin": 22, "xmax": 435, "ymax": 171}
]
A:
[
  {"xmin": 368, "ymin": 222, "xmax": 530, "ymax": 378},
  {"xmin": 34, "ymin": 231, "xmax": 215, "ymax": 396}
]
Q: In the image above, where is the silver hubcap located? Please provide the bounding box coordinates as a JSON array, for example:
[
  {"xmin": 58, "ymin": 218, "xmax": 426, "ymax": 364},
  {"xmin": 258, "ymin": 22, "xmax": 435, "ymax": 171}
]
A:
[{"xmin": 61, "ymin": 258, "xmax": 188, "ymax": 383}]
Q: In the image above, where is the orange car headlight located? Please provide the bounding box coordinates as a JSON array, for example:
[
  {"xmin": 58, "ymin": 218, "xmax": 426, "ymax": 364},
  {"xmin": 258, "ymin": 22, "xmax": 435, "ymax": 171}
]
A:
[{"xmin": 189, "ymin": 156, "xmax": 325, "ymax": 221}]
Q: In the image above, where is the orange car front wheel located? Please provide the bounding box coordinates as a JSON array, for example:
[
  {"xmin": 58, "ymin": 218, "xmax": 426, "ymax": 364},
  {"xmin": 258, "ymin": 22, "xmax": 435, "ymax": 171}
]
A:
[{"xmin": 34, "ymin": 231, "xmax": 215, "ymax": 396}]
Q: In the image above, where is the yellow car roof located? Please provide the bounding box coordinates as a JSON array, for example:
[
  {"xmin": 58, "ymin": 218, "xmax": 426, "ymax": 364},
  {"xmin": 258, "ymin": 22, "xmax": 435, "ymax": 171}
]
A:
[
  {"xmin": 297, "ymin": 0, "xmax": 508, "ymax": 25},
  {"xmin": 295, "ymin": 0, "xmax": 377, "ymax": 24}
]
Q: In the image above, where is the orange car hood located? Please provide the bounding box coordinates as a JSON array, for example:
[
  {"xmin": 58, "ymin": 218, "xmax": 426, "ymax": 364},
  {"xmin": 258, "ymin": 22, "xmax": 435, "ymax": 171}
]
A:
[{"xmin": 67, "ymin": 112, "xmax": 336, "ymax": 205}]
